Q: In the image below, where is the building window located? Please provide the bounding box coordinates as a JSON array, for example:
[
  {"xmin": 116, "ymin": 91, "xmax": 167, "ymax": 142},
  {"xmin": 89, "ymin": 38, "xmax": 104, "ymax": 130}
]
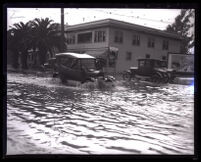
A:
[
  {"xmin": 146, "ymin": 54, "xmax": 150, "ymax": 59},
  {"xmin": 162, "ymin": 40, "xmax": 169, "ymax": 50},
  {"xmin": 126, "ymin": 52, "xmax": 132, "ymax": 60},
  {"xmin": 114, "ymin": 31, "xmax": 123, "ymax": 43},
  {"xmin": 132, "ymin": 34, "xmax": 140, "ymax": 46},
  {"xmin": 162, "ymin": 56, "xmax": 167, "ymax": 60},
  {"xmin": 67, "ymin": 34, "xmax": 75, "ymax": 44},
  {"xmin": 94, "ymin": 30, "xmax": 106, "ymax": 42},
  {"xmin": 147, "ymin": 38, "xmax": 155, "ymax": 48},
  {"xmin": 77, "ymin": 32, "xmax": 92, "ymax": 44}
]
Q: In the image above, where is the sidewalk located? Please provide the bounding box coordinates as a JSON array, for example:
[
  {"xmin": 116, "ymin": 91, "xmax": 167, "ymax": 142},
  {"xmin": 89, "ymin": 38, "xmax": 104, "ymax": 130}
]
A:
[
  {"xmin": 7, "ymin": 65, "xmax": 52, "ymax": 77},
  {"xmin": 173, "ymin": 77, "xmax": 194, "ymax": 85}
]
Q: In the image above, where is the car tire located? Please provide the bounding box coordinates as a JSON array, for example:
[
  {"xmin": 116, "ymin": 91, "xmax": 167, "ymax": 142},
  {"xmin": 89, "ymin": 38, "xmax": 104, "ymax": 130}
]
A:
[
  {"xmin": 151, "ymin": 73, "xmax": 161, "ymax": 83},
  {"xmin": 122, "ymin": 72, "xmax": 131, "ymax": 81},
  {"xmin": 162, "ymin": 73, "xmax": 169, "ymax": 83}
]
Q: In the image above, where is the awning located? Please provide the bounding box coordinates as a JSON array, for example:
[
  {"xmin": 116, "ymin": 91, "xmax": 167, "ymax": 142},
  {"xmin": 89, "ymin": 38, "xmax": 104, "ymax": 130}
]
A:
[
  {"xmin": 109, "ymin": 47, "xmax": 118, "ymax": 52},
  {"xmin": 86, "ymin": 50, "xmax": 108, "ymax": 59}
]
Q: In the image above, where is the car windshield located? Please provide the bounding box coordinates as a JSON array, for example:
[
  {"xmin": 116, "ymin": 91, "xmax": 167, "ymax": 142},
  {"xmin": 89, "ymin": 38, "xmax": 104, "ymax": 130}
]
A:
[
  {"xmin": 139, "ymin": 60, "xmax": 145, "ymax": 66},
  {"xmin": 145, "ymin": 60, "xmax": 152, "ymax": 67},
  {"xmin": 80, "ymin": 59, "xmax": 96, "ymax": 70},
  {"xmin": 154, "ymin": 61, "xmax": 167, "ymax": 67},
  {"xmin": 160, "ymin": 61, "xmax": 167, "ymax": 67},
  {"xmin": 154, "ymin": 61, "xmax": 161, "ymax": 67},
  {"xmin": 59, "ymin": 57, "xmax": 74, "ymax": 68}
]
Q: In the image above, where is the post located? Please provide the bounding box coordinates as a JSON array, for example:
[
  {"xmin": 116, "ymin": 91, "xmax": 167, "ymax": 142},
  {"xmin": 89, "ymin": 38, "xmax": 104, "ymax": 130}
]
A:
[{"xmin": 61, "ymin": 8, "xmax": 65, "ymax": 52}]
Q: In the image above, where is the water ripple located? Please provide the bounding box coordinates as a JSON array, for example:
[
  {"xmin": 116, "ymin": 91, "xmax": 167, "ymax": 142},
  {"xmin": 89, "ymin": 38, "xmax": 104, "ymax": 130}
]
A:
[{"xmin": 7, "ymin": 73, "xmax": 194, "ymax": 155}]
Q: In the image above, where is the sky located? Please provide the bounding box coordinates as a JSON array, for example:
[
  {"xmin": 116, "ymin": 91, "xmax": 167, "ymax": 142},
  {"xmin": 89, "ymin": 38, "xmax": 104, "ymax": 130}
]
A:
[{"xmin": 7, "ymin": 8, "xmax": 182, "ymax": 31}]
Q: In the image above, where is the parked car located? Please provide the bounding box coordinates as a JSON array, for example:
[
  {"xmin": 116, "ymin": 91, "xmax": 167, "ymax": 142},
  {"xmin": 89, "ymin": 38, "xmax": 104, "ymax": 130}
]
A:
[
  {"xmin": 54, "ymin": 52, "xmax": 106, "ymax": 83},
  {"xmin": 122, "ymin": 58, "xmax": 175, "ymax": 83}
]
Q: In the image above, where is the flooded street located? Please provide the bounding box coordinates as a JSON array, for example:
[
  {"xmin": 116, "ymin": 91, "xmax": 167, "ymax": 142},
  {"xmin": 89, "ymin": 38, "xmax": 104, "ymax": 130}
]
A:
[{"xmin": 7, "ymin": 72, "xmax": 194, "ymax": 155}]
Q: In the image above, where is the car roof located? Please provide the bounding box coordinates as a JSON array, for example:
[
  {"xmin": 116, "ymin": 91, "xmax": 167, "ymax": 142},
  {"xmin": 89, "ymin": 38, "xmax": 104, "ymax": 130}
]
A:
[{"xmin": 55, "ymin": 52, "xmax": 95, "ymax": 59}]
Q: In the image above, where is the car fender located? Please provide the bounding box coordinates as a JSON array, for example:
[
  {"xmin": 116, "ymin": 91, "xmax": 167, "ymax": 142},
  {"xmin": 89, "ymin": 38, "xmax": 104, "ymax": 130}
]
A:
[
  {"xmin": 155, "ymin": 71, "xmax": 164, "ymax": 78},
  {"xmin": 122, "ymin": 70, "xmax": 131, "ymax": 74}
]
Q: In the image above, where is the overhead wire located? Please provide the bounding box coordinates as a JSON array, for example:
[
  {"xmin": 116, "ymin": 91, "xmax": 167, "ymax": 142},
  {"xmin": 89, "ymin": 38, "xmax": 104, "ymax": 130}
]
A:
[
  {"xmin": 63, "ymin": 9, "xmax": 168, "ymax": 29},
  {"xmin": 93, "ymin": 9, "xmax": 173, "ymax": 24}
]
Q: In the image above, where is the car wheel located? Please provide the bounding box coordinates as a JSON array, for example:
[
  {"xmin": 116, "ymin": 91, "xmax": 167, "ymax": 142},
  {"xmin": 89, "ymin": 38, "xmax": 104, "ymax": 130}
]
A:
[
  {"xmin": 162, "ymin": 73, "xmax": 169, "ymax": 83},
  {"xmin": 122, "ymin": 72, "xmax": 131, "ymax": 81},
  {"xmin": 151, "ymin": 73, "xmax": 161, "ymax": 83},
  {"xmin": 168, "ymin": 72, "xmax": 176, "ymax": 83}
]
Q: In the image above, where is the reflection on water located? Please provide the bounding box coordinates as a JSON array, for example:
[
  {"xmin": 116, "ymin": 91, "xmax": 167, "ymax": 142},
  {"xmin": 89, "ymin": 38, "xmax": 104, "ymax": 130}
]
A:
[{"xmin": 7, "ymin": 73, "xmax": 194, "ymax": 155}]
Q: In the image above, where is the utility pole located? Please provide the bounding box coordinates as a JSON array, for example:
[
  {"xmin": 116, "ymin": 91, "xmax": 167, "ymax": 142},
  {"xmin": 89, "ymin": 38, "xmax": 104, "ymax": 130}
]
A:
[{"xmin": 61, "ymin": 8, "xmax": 65, "ymax": 52}]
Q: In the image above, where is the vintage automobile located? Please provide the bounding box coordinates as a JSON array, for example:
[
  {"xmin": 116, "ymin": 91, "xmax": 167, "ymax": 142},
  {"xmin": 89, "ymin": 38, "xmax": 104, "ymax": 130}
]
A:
[
  {"xmin": 122, "ymin": 58, "xmax": 175, "ymax": 83},
  {"xmin": 53, "ymin": 52, "xmax": 107, "ymax": 83}
]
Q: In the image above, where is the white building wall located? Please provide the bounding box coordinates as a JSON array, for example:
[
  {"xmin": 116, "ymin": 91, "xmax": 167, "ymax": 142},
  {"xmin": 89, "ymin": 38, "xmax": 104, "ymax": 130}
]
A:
[
  {"xmin": 65, "ymin": 25, "xmax": 181, "ymax": 73},
  {"xmin": 108, "ymin": 27, "xmax": 181, "ymax": 72}
]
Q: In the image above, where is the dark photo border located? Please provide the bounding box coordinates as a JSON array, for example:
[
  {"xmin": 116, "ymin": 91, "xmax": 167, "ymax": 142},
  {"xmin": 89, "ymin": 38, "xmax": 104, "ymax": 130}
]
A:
[{"xmin": 2, "ymin": 1, "xmax": 200, "ymax": 160}]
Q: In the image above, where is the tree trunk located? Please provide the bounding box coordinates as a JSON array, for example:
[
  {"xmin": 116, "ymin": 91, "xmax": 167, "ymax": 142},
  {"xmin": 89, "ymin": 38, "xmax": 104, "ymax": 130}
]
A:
[
  {"xmin": 21, "ymin": 51, "xmax": 28, "ymax": 69},
  {"xmin": 48, "ymin": 48, "xmax": 53, "ymax": 58},
  {"xmin": 39, "ymin": 47, "xmax": 47, "ymax": 65},
  {"xmin": 11, "ymin": 50, "xmax": 19, "ymax": 69}
]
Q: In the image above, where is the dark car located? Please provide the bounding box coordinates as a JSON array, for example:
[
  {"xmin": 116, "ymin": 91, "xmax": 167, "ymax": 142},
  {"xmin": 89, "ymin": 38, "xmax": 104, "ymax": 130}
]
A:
[
  {"xmin": 54, "ymin": 52, "xmax": 105, "ymax": 83},
  {"xmin": 123, "ymin": 58, "xmax": 174, "ymax": 83}
]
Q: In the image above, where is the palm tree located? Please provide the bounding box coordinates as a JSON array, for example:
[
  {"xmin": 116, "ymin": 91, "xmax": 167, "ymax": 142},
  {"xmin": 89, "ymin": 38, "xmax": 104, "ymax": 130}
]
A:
[
  {"xmin": 31, "ymin": 18, "xmax": 63, "ymax": 65},
  {"xmin": 8, "ymin": 21, "xmax": 33, "ymax": 69}
]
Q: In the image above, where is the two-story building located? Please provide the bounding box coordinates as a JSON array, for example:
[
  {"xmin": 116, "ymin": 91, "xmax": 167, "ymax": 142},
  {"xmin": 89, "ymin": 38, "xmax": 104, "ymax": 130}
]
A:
[{"xmin": 64, "ymin": 18, "xmax": 182, "ymax": 73}]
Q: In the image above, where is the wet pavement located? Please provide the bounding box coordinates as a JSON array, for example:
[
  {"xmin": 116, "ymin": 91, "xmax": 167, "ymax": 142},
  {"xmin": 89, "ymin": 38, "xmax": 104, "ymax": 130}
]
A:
[{"xmin": 7, "ymin": 72, "xmax": 194, "ymax": 155}]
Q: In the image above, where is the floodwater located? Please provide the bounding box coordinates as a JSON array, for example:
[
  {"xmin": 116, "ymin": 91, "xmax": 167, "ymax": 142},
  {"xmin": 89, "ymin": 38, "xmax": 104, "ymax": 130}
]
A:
[{"xmin": 6, "ymin": 72, "xmax": 194, "ymax": 155}]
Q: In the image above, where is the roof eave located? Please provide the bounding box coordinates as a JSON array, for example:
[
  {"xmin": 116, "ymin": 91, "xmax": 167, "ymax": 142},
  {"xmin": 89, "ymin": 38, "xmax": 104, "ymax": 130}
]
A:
[{"xmin": 65, "ymin": 19, "xmax": 182, "ymax": 40}]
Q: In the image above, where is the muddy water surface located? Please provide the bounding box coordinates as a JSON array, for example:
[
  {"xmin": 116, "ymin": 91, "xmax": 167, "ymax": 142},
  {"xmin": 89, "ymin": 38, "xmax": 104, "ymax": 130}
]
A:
[{"xmin": 7, "ymin": 73, "xmax": 194, "ymax": 155}]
